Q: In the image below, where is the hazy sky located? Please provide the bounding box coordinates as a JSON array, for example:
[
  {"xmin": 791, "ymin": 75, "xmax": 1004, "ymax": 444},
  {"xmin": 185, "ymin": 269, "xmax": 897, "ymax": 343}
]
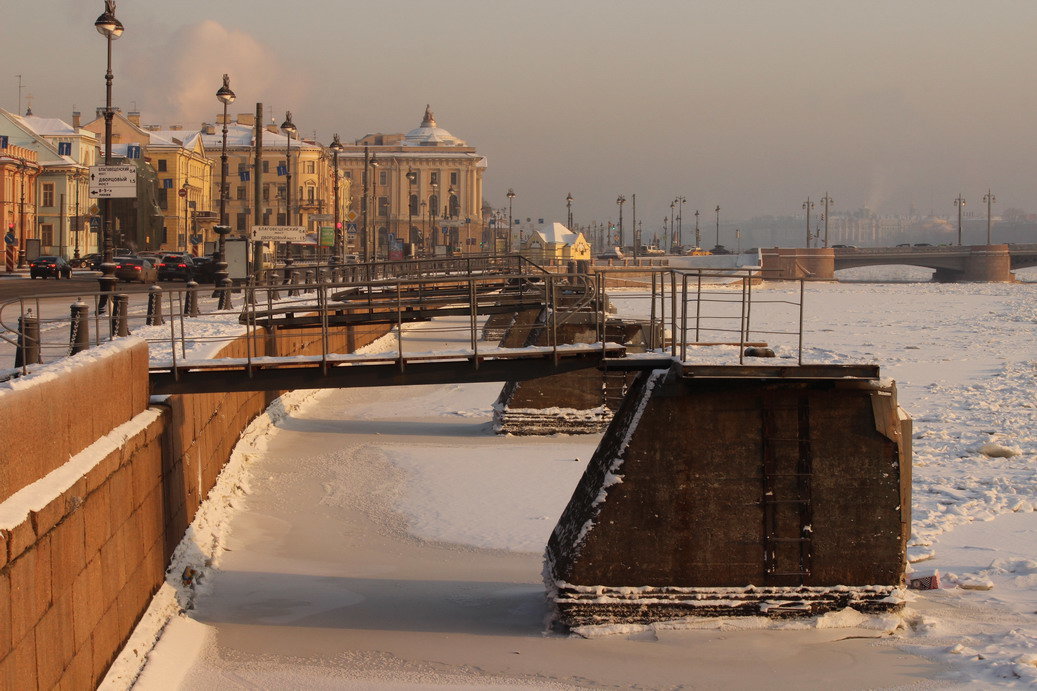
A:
[{"xmin": 8, "ymin": 1, "xmax": 1037, "ymax": 228}]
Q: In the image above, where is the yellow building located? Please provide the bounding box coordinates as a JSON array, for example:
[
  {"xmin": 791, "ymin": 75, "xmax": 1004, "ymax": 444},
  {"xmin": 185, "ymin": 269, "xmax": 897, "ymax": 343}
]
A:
[
  {"xmin": 522, "ymin": 222, "xmax": 591, "ymax": 265},
  {"xmin": 339, "ymin": 106, "xmax": 487, "ymax": 259},
  {"xmin": 0, "ymin": 143, "xmax": 39, "ymax": 267},
  {"xmin": 83, "ymin": 109, "xmax": 214, "ymax": 252},
  {"xmin": 199, "ymin": 112, "xmax": 346, "ymax": 254}
]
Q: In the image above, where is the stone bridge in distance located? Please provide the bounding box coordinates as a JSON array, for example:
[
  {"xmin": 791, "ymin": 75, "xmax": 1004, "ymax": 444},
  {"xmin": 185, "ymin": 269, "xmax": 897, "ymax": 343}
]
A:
[{"xmin": 761, "ymin": 243, "xmax": 1037, "ymax": 281}]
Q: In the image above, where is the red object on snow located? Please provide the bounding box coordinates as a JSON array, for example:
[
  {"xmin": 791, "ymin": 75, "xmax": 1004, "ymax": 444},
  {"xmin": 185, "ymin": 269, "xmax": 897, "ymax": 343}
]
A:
[{"xmin": 909, "ymin": 571, "xmax": 940, "ymax": 590}]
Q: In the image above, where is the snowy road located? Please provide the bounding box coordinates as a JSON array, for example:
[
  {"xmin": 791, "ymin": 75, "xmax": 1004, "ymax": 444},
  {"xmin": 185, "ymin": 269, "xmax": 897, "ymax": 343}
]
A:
[{"xmin": 115, "ymin": 270, "xmax": 1035, "ymax": 688}]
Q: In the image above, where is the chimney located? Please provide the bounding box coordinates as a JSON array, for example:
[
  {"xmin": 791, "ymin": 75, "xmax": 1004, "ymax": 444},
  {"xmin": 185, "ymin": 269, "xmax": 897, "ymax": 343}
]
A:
[
  {"xmin": 236, "ymin": 113, "xmax": 255, "ymax": 126},
  {"xmin": 203, "ymin": 123, "xmax": 216, "ymax": 135},
  {"xmin": 169, "ymin": 125, "xmax": 183, "ymax": 131},
  {"xmin": 266, "ymin": 124, "xmax": 279, "ymax": 134},
  {"xmin": 72, "ymin": 111, "xmax": 81, "ymax": 129},
  {"xmin": 128, "ymin": 111, "xmax": 141, "ymax": 126}
]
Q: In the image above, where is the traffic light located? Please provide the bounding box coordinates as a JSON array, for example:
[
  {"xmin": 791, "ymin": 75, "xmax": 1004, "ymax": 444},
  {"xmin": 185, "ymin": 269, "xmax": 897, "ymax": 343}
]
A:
[{"xmin": 336, "ymin": 222, "xmax": 342, "ymax": 229}]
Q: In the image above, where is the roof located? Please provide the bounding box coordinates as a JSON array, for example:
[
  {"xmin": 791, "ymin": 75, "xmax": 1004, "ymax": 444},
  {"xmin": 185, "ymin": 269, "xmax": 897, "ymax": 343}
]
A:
[
  {"xmin": 197, "ymin": 122, "xmax": 322, "ymax": 151},
  {"xmin": 533, "ymin": 222, "xmax": 583, "ymax": 247},
  {"xmin": 402, "ymin": 105, "xmax": 466, "ymax": 147},
  {"xmin": 18, "ymin": 115, "xmax": 78, "ymax": 136}
]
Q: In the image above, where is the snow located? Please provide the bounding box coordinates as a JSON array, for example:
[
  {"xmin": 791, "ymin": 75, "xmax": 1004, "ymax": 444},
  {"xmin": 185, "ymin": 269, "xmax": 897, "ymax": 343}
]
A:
[{"xmin": 98, "ymin": 272, "xmax": 1036, "ymax": 687}]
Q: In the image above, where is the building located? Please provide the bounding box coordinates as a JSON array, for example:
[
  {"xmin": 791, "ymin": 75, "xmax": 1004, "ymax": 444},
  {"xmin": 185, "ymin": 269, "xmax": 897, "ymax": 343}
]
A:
[
  {"xmin": 198, "ymin": 112, "xmax": 344, "ymax": 255},
  {"xmin": 82, "ymin": 109, "xmax": 214, "ymax": 253},
  {"xmin": 339, "ymin": 106, "xmax": 487, "ymax": 259},
  {"xmin": 522, "ymin": 222, "xmax": 591, "ymax": 265}
]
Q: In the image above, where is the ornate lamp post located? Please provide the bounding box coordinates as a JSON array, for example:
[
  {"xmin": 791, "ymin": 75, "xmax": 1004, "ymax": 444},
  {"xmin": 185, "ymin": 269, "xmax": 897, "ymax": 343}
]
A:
[
  {"xmin": 213, "ymin": 73, "xmax": 235, "ymax": 308},
  {"xmin": 694, "ymin": 208, "xmax": 701, "ymax": 248},
  {"xmin": 95, "ymin": 1, "xmax": 124, "ymax": 311},
  {"xmin": 429, "ymin": 182, "xmax": 438, "ymax": 256},
  {"xmin": 506, "ymin": 188, "xmax": 516, "ymax": 253},
  {"xmin": 953, "ymin": 194, "xmax": 966, "ymax": 246},
  {"xmin": 802, "ymin": 198, "xmax": 814, "ymax": 247},
  {"xmin": 566, "ymin": 192, "xmax": 574, "ymax": 229},
  {"xmin": 714, "ymin": 204, "xmax": 721, "ymax": 249},
  {"xmin": 675, "ymin": 195, "xmax": 686, "ymax": 249},
  {"xmin": 280, "ymin": 111, "xmax": 297, "ymax": 263},
  {"xmin": 982, "ymin": 189, "xmax": 996, "ymax": 245},
  {"xmin": 616, "ymin": 195, "xmax": 626, "ymax": 247},
  {"xmin": 329, "ymin": 134, "xmax": 344, "ymax": 262},
  {"xmin": 406, "ymin": 169, "xmax": 417, "ymax": 255},
  {"xmin": 820, "ymin": 192, "xmax": 834, "ymax": 248}
]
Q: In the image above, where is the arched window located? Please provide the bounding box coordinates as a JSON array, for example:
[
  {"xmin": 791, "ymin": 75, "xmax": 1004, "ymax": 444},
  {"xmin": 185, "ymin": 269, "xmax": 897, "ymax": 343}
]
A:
[
  {"xmin": 428, "ymin": 195, "xmax": 439, "ymax": 218},
  {"xmin": 449, "ymin": 194, "xmax": 460, "ymax": 219},
  {"xmin": 409, "ymin": 194, "xmax": 418, "ymax": 216}
]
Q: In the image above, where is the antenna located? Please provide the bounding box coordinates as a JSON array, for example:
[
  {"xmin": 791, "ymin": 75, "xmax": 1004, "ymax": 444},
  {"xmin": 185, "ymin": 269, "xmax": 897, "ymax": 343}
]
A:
[{"xmin": 16, "ymin": 75, "xmax": 25, "ymax": 115}]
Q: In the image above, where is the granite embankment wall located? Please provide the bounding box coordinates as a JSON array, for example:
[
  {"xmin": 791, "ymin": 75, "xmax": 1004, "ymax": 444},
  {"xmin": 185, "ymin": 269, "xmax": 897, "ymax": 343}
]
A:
[{"xmin": 0, "ymin": 322, "xmax": 390, "ymax": 688}]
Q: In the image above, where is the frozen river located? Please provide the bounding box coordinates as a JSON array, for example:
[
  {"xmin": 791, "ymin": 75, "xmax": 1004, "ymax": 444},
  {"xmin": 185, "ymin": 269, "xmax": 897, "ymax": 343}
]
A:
[{"xmin": 110, "ymin": 272, "xmax": 1036, "ymax": 688}]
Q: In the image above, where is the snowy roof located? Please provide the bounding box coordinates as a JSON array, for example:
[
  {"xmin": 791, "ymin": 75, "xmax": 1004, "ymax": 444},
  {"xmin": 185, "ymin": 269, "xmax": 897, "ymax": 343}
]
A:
[
  {"xmin": 18, "ymin": 115, "xmax": 78, "ymax": 136},
  {"xmin": 145, "ymin": 129, "xmax": 204, "ymax": 150},
  {"xmin": 402, "ymin": 105, "xmax": 466, "ymax": 147},
  {"xmin": 197, "ymin": 123, "xmax": 322, "ymax": 151},
  {"xmin": 533, "ymin": 222, "xmax": 582, "ymax": 247}
]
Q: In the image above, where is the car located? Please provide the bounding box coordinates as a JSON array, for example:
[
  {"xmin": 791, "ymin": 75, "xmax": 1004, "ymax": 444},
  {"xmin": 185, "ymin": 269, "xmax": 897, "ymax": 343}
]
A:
[
  {"xmin": 114, "ymin": 257, "xmax": 159, "ymax": 283},
  {"xmin": 913, "ymin": 243, "xmax": 932, "ymax": 247},
  {"xmin": 29, "ymin": 255, "xmax": 72, "ymax": 279},
  {"xmin": 191, "ymin": 255, "xmax": 218, "ymax": 284},
  {"xmin": 896, "ymin": 243, "xmax": 911, "ymax": 247},
  {"xmin": 831, "ymin": 244, "xmax": 858, "ymax": 249},
  {"xmin": 156, "ymin": 254, "xmax": 196, "ymax": 281}
]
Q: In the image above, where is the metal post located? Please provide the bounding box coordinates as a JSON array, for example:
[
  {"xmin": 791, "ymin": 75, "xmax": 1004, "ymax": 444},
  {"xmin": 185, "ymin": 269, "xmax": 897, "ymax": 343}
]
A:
[
  {"xmin": 15, "ymin": 314, "xmax": 41, "ymax": 370},
  {"xmin": 954, "ymin": 194, "xmax": 966, "ymax": 246},
  {"xmin": 820, "ymin": 192, "xmax": 834, "ymax": 248},
  {"xmin": 982, "ymin": 190, "xmax": 995, "ymax": 244},
  {"xmin": 146, "ymin": 284, "xmax": 164, "ymax": 325},
  {"xmin": 184, "ymin": 280, "xmax": 200, "ymax": 317},
  {"xmin": 252, "ymin": 102, "xmax": 264, "ymax": 282},
  {"xmin": 113, "ymin": 293, "xmax": 130, "ymax": 337},
  {"xmin": 70, "ymin": 300, "xmax": 90, "ymax": 355}
]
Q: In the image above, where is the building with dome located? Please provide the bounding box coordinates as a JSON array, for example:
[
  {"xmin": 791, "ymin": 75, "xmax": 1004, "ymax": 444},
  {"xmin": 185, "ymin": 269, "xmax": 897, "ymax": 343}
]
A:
[{"xmin": 339, "ymin": 106, "xmax": 487, "ymax": 259}]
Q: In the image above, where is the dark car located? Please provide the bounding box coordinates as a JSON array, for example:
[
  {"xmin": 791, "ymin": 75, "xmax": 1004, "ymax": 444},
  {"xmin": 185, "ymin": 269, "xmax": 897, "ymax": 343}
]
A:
[
  {"xmin": 191, "ymin": 255, "xmax": 218, "ymax": 284},
  {"xmin": 29, "ymin": 255, "xmax": 72, "ymax": 279},
  {"xmin": 114, "ymin": 257, "xmax": 159, "ymax": 283},
  {"xmin": 156, "ymin": 254, "xmax": 196, "ymax": 281}
]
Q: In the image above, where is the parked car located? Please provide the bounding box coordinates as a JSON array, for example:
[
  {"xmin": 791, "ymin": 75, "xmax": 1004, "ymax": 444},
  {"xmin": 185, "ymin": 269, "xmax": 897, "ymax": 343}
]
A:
[
  {"xmin": 156, "ymin": 254, "xmax": 196, "ymax": 281},
  {"xmin": 29, "ymin": 255, "xmax": 73, "ymax": 279},
  {"xmin": 69, "ymin": 253, "xmax": 98, "ymax": 269},
  {"xmin": 114, "ymin": 257, "xmax": 159, "ymax": 283}
]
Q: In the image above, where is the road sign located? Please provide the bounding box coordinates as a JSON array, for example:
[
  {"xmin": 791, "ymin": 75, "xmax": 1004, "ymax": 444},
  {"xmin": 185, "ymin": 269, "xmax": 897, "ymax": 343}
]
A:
[
  {"xmin": 319, "ymin": 226, "xmax": 335, "ymax": 247},
  {"xmin": 250, "ymin": 225, "xmax": 307, "ymax": 242},
  {"xmin": 89, "ymin": 216, "xmax": 101, "ymax": 233},
  {"xmin": 178, "ymin": 188, "xmax": 188, "ymax": 198},
  {"xmin": 345, "ymin": 210, "xmax": 359, "ymax": 222},
  {"xmin": 310, "ymin": 214, "xmax": 333, "ymax": 221},
  {"xmin": 345, "ymin": 222, "xmax": 358, "ymax": 235},
  {"xmin": 89, "ymin": 165, "xmax": 137, "ymax": 198}
]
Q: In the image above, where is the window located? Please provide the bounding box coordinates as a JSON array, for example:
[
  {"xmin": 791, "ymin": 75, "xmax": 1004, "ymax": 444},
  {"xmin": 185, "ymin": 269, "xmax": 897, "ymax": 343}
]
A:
[
  {"xmin": 379, "ymin": 170, "xmax": 388, "ymax": 186},
  {"xmin": 378, "ymin": 196, "xmax": 389, "ymax": 217},
  {"xmin": 41, "ymin": 224, "xmax": 53, "ymax": 246},
  {"xmin": 277, "ymin": 185, "xmax": 285, "ymax": 199},
  {"xmin": 307, "ymin": 185, "xmax": 316, "ymax": 203},
  {"xmin": 450, "ymin": 172, "xmax": 459, "ymax": 186},
  {"xmin": 343, "ymin": 171, "xmax": 352, "ymax": 179},
  {"xmin": 262, "ymin": 160, "xmax": 270, "ymax": 173},
  {"xmin": 236, "ymin": 212, "xmax": 247, "ymax": 232},
  {"xmin": 157, "ymin": 159, "xmax": 167, "ymax": 172},
  {"xmin": 41, "ymin": 183, "xmax": 55, "ymax": 208},
  {"xmin": 409, "ymin": 194, "xmax": 418, "ymax": 216},
  {"xmin": 428, "ymin": 195, "xmax": 439, "ymax": 218},
  {"xmin": 305, "ymin": 161, "xmax": 315, "ymax": 174},
  {"xmin": 262, "ymin": 186, "xmax": 270, "ymax": 202},
  {"xmin": 430, "ymin": 172, "xmax": 439, "ymax": 185},
  {"xmin": 449, "ymin": 194, "xmax": 460, "ymax": 219},
  {"xmin": 157, "ymin": 188, "xmax": 168, "ymax": 210},
  {"xmin": 276, "ymin": 212, "xmax": 286, "ymax": 225},
  {"xmin": 236, "ymin": 186, "xmax": 246, "ymax": 200}
]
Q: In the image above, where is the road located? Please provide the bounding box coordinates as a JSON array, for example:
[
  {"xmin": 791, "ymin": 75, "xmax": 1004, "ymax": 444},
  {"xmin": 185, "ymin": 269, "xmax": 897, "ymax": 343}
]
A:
[{"xmin": 0, "ymin": 271, "xmax": 196, "ymax": 302}]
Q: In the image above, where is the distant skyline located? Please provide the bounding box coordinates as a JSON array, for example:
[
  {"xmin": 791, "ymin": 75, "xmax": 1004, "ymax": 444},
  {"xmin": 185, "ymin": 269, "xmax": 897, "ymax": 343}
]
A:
[{"xmin": 7, "ymin": 1, "xmax": 1037, "ymax": 229}]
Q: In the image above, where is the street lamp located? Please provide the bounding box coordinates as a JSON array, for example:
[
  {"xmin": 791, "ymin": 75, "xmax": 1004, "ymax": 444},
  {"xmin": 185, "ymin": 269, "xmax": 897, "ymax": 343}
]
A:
[
  {"xmin": 675, "ymin": 196, "xmax": 686, "ymax": 250},
  {"xmin": 429, "ymin": 182, "xmax": 439, "ymax": 256},
  {"xmin": 802, "ymin": 197, "xmax": 814, "ymax": 247},
  {"xmin": 669, "ymin": 199, "xmax": 676, "ymax": 251},
  {"xmin": 616, "ymin": 195, "xmax": 626, "ymax": 248},
  {"xmin": 820, "ymin": 192, "xmax": 834, "ymax": 248},
  {"xmin": 406, "ymin": 169, "xmax": 417, "ymax": 255},
  {"xmin": 566, "ymin": 192, "xmax": 573, "ymax": 229},
  {"xmin": 280, "ymin": 111, "xmax": 296, "ymax": 263},
  {"xmin": 95, "ymin": 0, "xmax": 124, "ymax": 311},
  {"xmin": 506, "ymin": 188, "xmax": 516, "ymax": 253},
  {"xmin": 714, "ymin": 205, "xmax": 721, "ymax": 249},
  {"xmin": 329, "ymin": 134, "xmax": 344, "ymax": 262},
  {"xmin": 953, "ymin": 194, "xmax": 966, "ymax": 246},
  {"xmin": 982, "ymin": 189, "xmax": 996, "ymax": 245},
  {"xmin": 694, "ymin": 209, "xmax": 700, "ymax": 248},
  {"xmin": 214, "ymin": 73, "xmax": 235, "ymax": 308}
]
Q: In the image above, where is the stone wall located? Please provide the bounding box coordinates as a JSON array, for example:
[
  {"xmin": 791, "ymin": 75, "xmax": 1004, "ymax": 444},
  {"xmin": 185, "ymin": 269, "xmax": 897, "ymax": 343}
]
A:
[{"xmin": 0, "ymin": 321, "xmax": 391, "ymax": 688}]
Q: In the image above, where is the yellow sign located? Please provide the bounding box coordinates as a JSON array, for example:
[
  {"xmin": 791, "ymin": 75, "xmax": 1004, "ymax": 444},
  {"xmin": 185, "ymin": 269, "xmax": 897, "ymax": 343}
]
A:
[{"xmin": 345, "ymin": 210, "xmax": 359, "ymax": 222}]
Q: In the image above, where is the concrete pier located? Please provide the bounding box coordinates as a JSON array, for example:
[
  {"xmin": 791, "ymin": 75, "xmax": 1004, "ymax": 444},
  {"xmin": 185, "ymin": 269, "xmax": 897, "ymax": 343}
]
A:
[
  {"xmin": 760, "ymin": 247, "xmax": 835, "ymax": 280},
  {"xmin": 546, "ymin": 363, "xmax": 911, "ymax": 626}
]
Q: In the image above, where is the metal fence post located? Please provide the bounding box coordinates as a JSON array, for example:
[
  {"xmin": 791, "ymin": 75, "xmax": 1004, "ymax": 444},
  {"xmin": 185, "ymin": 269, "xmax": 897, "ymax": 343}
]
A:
[
  {"xmin": 184, "ymin": 281, "xmax": 200, "ymax": 317},
  {"xmin": 69, "ymin": 300, "xmax": 90, "ymax": 355},
  {"xmin": 113, "ymin": 293, "xmax": 130, "ymax": 337},
  {"xmin": 15, "ymin": 313, "xmax": 41, "ymax": 369},
  {"xmin": 146, "ymin": 285, "xmax": 164, "ymax": 326}
]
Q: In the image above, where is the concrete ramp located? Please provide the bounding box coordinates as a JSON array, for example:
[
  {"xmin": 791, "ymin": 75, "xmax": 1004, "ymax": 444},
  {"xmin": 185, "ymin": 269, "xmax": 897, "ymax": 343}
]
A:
[{"xmin": 546, "ymin": 363, "xmax": 910, "ymax": 627}]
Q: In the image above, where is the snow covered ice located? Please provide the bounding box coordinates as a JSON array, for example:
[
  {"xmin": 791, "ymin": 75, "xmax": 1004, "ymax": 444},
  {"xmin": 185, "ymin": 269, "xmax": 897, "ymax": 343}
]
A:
[{"xmin": 109, "ymin": 268, "xmax": 1036, "ymax": 688}]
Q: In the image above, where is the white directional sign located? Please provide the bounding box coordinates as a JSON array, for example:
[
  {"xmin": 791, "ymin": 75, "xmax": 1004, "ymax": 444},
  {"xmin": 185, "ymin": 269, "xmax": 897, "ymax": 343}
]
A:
[
  {"xmin": 250, "ymin": 225, "xmax": 307, "ymax": 242},
  {"xmin": 89, "ymin": 165, "xmax": 137, "ymax": 198}
]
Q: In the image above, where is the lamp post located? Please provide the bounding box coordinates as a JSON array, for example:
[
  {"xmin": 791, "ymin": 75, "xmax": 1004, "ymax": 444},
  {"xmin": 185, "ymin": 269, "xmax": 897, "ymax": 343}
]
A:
[
  {"xmin": 406, "ymin": 169, "xmax": 416, "ymax": 255},
  {"xmin": 329, "ymin": 134, "xmax": 344, "ymax": 262},
  {"xmin": 213, "ymin": 73, "xmax": 235, "ymax": 308},
  {"xmin": 982, "ymin": 189, "xmax": 995, "ymax": 245},
  {"xmin": 694, "ymin": 209, "xmax": 700, "ymax": 248},
  {"xmin": 616, "ymin": 195, "xmax": 626, "ymax": 248},
  {"xmin": 953, "ymin": 193, "xmax": 966, "ymax": 246},
  {"xmin": 429, "ymin": 182, "xmax": 438, "ymax": 256},
  {"xmin": 420, "ymin": 199, "xmax": 428, "ymax": 256},
  {"xmin": 802, "ymin": 197, "xmax": 814, "ymax": 247},
  {"xmin": 714, "ymin": 205, "xmax": 721, "ymax": 249},
  {"xmin": 566, "ymin": 192, "xmax": 573, "ymax": 229},
  {"xmin": 819, "ymin": 192, "xmax": 834, "ymax": 248},
  {"xmin": 669, "ymin": 199, "xmax": 676, "ymax": 251},
  {"xmin": 280, "ymin": 111, "xmax": 296, "ymax": 264},
  {"xmin": 506, "ymin": 188, "xmax": 515, "ymax": 253},
  {"xmin": 676, "ymin": 195, "xmax": 686, "ymax": 250},
  {"xmin": 94, "ymin": 0, "xmax": 124, "ymax": 311}
]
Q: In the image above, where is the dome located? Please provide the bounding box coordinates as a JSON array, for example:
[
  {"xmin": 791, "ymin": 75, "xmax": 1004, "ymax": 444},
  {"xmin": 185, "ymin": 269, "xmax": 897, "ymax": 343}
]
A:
[{"xmin": 403, "ymin": 105, "xmax": 466, "ymax": 146}]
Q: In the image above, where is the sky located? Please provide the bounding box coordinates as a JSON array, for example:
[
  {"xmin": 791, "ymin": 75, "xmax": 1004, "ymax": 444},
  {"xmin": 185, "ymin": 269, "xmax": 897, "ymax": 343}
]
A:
[{"xmin": 8, "ymin": 0, "xmax": 1037, "ymax": 229}]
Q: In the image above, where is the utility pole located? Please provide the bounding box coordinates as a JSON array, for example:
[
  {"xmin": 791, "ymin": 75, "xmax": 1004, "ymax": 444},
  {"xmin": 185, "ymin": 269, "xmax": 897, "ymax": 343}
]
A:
[
  {"xmin": 252, "ymin": 102, "xmax": 263, "ymax": 281},
  {"xmin": 953, "ymin": 194, "xmax": 966, "ymax": 246}
]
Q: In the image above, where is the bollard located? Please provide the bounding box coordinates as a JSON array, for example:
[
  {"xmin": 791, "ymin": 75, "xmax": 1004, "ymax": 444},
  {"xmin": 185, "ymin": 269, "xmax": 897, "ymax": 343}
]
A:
[
  {"xmin": 15, "ymin": 314, "xmax": 41, "ymax": 369},
  {"xmin": 268, "ymin": 270, "xmax": 280, "ymax": 301},
  {"xmin": 288, "ymin": 270, "xmax": 300, "ymax": 297},
  {"xmin": 112, "ymin": 293, "xmax": 131, "ymax": 337},
  {"xmin": 184, "ymin": 281, "xmax": 200, "ymax": 317},
  {"xmin": 146, "ymin": 284, "xmax": 164, "ymax": 326},
  {"xmin": 69, "ymin": 300, "xmax": 90, "ymax": 355},
  {"xmin": 217, "ymin": 276, "xmax": 233, "ymax": 310},
  {"xmin": 305, "ymin": 270, "xmax": 314, "ymax": 292}
]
